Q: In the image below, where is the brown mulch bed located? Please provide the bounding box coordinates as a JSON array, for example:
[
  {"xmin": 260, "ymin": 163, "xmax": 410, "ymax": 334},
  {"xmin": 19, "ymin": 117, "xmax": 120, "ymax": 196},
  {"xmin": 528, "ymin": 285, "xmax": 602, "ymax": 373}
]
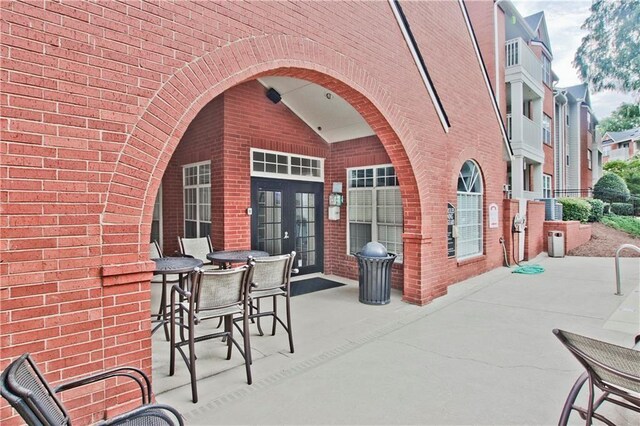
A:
[{"xmin": 568, "ymin": 222, "xmax": 640, "ymax": 257}]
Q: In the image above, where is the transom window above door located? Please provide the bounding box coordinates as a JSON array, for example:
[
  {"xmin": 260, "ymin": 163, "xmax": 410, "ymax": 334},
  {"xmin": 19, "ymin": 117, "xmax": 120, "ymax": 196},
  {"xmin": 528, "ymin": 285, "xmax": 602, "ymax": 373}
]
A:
[{"xmin": 251, "ymin": 149, "xmax": 324, "ymax": 182}]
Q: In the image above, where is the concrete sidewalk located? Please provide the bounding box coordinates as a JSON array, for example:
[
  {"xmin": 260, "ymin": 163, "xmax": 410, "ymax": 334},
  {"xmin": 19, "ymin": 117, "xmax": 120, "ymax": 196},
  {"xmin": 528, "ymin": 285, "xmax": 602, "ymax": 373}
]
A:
[{"xmin": 152, "ymin": 255, "xmax": 639, "ymax": 425}]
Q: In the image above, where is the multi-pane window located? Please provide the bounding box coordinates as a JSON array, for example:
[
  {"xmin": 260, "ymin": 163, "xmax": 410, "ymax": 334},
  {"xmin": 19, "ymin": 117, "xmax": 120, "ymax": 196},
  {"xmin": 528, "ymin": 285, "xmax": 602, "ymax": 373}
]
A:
[
  {"xmin": 348, "ymin": 166, "xmax": 403, "ymax": 261},
  {"xmin": 251, "ymin": 149, "xmax": 323, "ymax": 182},
  {"xmin": 151, "ymin": 186, "xmax": 162, "ymax": 244},
  {"xmin": 183, "ymin": 161, "xmax": 211, "ymax": 238},
  {"xmin": 457, "ymin": 161, "xmax": 483, "ymax": 259},
  {"xmin": 587, "ymin": 149, "xmax": 592, "ymax": 170},
  {"xmin": 543, "ymin": 174, "xmax": 552, "ymax": 198},
  {"xmin": 543, "ymin": 115, "xmax": 552, "ymax": 145},
  {"xmin": 542, "ymin": 54, "xmax": 552, "ymax": 87}
]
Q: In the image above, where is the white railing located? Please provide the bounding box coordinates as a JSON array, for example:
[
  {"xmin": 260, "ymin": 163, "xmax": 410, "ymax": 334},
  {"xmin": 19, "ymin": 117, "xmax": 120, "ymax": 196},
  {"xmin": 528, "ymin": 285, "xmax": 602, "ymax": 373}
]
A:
[
  {"xmin": 506, "ymin": 114, "xmax": 512, "ymax": 139},
  {"xmin": 522, "ymin": 116, "xmax": 540, "ymax": 150},
  {"xmin": 607, "ymin": 147, "xmax": 630, "ymax": 161},
  {"xmin": 505, "ymin": 38, "xmax": 542, "ymax": 82}
]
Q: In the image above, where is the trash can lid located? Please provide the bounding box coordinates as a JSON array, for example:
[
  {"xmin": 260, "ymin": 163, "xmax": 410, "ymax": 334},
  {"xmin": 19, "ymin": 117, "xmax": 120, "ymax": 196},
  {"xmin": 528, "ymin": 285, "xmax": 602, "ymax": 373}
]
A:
[{"xmin": 361, "ymin": 241, "xmax": 388, "ymax": 257}]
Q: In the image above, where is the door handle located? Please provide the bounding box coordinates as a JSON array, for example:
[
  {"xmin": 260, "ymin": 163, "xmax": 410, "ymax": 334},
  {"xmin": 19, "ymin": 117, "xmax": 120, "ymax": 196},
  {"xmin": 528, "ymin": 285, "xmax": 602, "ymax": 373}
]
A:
[{"xmin": 283, "ymin": 231, "xmax": 289, "ymax": 239}]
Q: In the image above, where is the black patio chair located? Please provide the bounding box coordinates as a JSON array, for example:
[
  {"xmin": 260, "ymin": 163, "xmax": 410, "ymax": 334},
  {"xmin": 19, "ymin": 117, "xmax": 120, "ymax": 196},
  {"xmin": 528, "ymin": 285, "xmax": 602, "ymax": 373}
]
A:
[
  {"xmin": 0, "ymin": 353, "xmax": 183, "ymax": 425},
  {"xmin": 177, "ymin": 236, "xmax": 217, "ymax": 270},
  {"xmin": 553, "ymin": 328, "xmax": 640, "ymax": 426},
  {"xmin": 170, "ymin": 263, "xmax": 254, "ymax": 403},
  {"xmin": 235, "ymin": 251, "xmax": 297, "ymax": 363}
]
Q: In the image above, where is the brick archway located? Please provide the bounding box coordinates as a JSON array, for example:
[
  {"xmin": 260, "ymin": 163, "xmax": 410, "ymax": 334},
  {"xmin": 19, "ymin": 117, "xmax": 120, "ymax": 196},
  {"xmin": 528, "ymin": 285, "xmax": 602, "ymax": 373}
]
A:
[{"xmin": 101, "ymin": 34, "xmax": 425, "ymax": 303}]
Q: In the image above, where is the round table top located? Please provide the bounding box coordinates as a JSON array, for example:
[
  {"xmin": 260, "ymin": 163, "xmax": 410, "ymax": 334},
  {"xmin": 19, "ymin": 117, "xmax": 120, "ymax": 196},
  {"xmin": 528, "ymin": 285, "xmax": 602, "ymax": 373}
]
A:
[
  {"xmin": 152, "ymin": 257, "xmax": 203, "ymax": 274},
  {"xmin": 206, "ymin": 250, "xmax": 270, "ymax": 263}
]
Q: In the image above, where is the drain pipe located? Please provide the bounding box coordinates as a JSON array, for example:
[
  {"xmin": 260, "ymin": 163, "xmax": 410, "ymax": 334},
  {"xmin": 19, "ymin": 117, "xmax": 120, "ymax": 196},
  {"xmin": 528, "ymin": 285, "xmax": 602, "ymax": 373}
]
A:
[{"xmin": 614, "ymin": 244, "xmax": 640, "ymax": 295}]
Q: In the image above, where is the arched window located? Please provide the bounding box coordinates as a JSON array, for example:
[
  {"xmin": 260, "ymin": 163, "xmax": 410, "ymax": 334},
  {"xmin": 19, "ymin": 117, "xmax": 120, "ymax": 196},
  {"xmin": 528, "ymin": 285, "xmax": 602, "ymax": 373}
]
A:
[{"xmin": 457, "ymin": 160, "xmax": 483, "ymax": 259}]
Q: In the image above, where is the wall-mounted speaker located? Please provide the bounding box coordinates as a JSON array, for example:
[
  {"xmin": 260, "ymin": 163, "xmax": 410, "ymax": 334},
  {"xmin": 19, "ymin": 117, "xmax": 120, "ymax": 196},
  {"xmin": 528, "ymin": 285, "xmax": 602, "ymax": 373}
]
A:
[{"xmin": 266, "ymin": 88, "xmax": 281, "ymax": 104}]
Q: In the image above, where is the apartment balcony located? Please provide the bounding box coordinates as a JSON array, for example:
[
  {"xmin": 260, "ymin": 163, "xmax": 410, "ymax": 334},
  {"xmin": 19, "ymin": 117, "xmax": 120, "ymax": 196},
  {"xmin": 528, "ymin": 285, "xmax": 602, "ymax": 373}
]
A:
[
  {"xmin": 505, "ymin": 38, "xmax": 544, "ymax": 97},
  {"xmin": 507, "ymin": 113, "xmax": 544, "ymax": 163},
  {"xmin": 606, "ymin": 147, "xmax": 630, "ymax": 161}
]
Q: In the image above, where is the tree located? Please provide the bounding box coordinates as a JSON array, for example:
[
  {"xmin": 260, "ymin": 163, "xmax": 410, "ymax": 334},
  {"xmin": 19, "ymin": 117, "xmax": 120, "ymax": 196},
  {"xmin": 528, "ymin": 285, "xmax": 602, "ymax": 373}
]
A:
[
  {"xmin": 593, "ymin": 172, "xmax": 630, "ymax": 202},
  {"xmin": 574, "ymin": 0, "xmax": 640, "ymax": 97},
  {"xmin": 598, "ymin": 102, "xmax": 640, "ymax": 132},
  {"xmin": 602, "ymin": 158, "xmax": 640, "ymax": 195}
]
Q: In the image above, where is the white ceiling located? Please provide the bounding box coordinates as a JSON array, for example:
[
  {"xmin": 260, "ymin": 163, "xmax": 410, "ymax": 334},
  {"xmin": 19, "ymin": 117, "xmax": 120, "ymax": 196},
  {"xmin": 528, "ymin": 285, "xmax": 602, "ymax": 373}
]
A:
[{"xmin": 257, "ymin": 76, "xmax": 375, "ymax": 143}]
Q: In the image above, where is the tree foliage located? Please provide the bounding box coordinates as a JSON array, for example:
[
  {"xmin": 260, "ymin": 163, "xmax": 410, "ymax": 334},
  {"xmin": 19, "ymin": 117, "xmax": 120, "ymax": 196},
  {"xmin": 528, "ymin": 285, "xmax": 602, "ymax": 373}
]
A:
[
  {"xmin": 603, "ymin": 158, "xmax": 640, "ymax": 195},
  {"xmin": 598, "ymin": 103, "xmax": 640, "ymax": 132},
  {"xmin": 574, "ymin": 0, "xmax": 640, "ymax": 96}
]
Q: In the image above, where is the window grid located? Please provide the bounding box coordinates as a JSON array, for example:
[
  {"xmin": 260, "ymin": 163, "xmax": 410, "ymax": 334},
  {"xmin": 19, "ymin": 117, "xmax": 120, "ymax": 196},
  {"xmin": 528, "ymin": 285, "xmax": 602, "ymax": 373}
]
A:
[
  {"xmin": 251, "ymin": 149, "xmax": 323, "ymax": 181},
  {"xmin": 543, "ymin": 174, "xmax": 552, "ymax": 199},
  {"xmin": 542, "ymin": 55, "xmax": 552, "ymax": 87},
  {"xmin": 183, "ymin": 162, "xmax": 211, "ymax": 238},
  {"xmin": 587, "ymin": 149, "xmax": 592, "ymax": 170},
  {"xmin": 543, "ymin": 115, "xmax": 552, "ymax": 145},
  {"xmin": 347, "ymin": 166, "xmax": 403, "ymax": 261},
  {"xmin": 457, "ymin": 161, "xmax": 483, "ymax": 259}
]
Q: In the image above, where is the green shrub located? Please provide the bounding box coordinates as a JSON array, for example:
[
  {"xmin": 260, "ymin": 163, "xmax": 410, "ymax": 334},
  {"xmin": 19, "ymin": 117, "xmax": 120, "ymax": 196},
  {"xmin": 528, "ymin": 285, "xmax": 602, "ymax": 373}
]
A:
[
  {"xmin": 593, "ymin": 172, "xmax": 630, "ymax": 203},
  {"xmin": 602, "ymin": 215, "xmax": 640, "ymax": 237},
  {"xmin": 610, "ymin": 202, "xmax": 634, "ymax": 216},
  {"xmin": 585, "ymin": 198, "xmax": 604, "ymax": 222},
  {"xmin": 558, "ymin": 197, "xmax": 591, "ymax": 223}
]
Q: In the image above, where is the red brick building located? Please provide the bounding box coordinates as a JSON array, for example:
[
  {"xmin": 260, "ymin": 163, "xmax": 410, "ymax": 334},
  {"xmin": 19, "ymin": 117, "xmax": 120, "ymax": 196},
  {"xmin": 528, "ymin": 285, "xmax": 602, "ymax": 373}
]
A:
[{"xmin": 0, "ymin": 1, "xmax": 558, "ymax": 423}]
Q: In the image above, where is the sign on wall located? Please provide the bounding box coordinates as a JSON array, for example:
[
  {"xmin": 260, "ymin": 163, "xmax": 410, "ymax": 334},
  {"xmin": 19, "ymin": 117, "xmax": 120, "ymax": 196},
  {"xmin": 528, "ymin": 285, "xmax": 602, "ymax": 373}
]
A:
[
  {"xmin": 489, "ymin": 203, "xmax": 499, "ymax": 229},
  {"xmin": 447, "ymin": 203, "xmax": 455, "ymax": 258}
]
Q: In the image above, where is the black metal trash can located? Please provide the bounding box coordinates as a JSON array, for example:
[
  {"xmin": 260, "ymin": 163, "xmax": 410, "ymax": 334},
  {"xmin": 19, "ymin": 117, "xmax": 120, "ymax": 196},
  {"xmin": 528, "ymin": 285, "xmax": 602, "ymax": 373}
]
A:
[{"xmin": 355, "ymin": 242, "xmax": 397, "ymax": 305}]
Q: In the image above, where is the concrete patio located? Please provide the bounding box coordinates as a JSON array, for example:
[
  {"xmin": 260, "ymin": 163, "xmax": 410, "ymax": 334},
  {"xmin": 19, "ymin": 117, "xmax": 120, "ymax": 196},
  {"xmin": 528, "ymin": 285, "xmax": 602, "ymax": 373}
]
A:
[{"xmin": 151, "ymin": 254, "xmax": 639, "ymax": 425}]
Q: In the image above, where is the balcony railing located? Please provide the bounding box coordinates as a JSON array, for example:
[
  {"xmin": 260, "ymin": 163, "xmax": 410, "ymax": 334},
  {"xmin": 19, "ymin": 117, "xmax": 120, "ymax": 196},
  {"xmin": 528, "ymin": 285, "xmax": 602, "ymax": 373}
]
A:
[
  {"xmin": 505, "ymin": 38, "xmax": 542, "ymax": 83},
  {"xmin": 607, "ymin": 147, "xmax": 630, "ymax": 161},
  {"xmin": 506, "ymin": 114, "xmax": 541, "ymax": 152}
]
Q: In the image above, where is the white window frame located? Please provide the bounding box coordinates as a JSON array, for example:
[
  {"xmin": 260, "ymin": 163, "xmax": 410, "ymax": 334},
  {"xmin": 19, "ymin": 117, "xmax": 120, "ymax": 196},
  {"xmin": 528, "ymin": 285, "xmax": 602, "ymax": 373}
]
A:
[
  {"xmin": 346, "ymin": 165, "xmax": 403, "ymax": 263},
  {"xmin": 543, "ymin": 115, "xmax": 552, "ymax": 145},
  {"xmin": 151, "ymin": 185, "xmax": 163, "ymax": 246},
  {"xmin": 542, "ymin": 174, "xmax": 552, "ymax": 198},
  {"xmin": 542, "ymin": 54, "xmax": 552, "ymax": 87},
  {"xmin": 587, "ymin": 149, "xmax": 592, "ymax": 170},
  {"xmin": 250, "ymin": 148, "xmax": 324, "ymax": 182},
  {"xmin": 456, "ymin": 160, "xmax": 483, "ymax": 260},
  {"xmin": 182, "ymin": 161, "xmax": 211, "ymax": 238}
]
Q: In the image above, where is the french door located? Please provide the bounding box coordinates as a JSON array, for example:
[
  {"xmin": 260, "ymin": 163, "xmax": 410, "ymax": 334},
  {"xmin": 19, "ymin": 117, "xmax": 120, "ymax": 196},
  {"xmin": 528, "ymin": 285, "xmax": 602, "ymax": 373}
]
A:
[{"xmin": 251, "ymin": 178, "xmax": 323, "ymax": 275}]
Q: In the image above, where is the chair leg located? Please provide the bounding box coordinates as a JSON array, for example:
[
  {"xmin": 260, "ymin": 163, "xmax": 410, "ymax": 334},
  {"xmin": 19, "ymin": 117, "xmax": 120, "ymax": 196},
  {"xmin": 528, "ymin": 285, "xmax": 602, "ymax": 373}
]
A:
[
  {"xmin": 189, "ymin": 314, "xmax": 198, "ymax": 403},
  {"xmin": 271, "ymin": 295, "xmax": 277, "ymax": 336},
  {"xmin": 256, "ymin": 298, "xmax": 264, "ymax": 336},
  {"xmin": 559, "ymin": 372, "xmax": 588, "ymax": 426},
  {"xmin": 242, "ymin": 309, "xmax": 253, "ymax": 384},
  {"xmin": 169, "ymin": 303, "xmax": 176, "ymax": 376},
  {"xmin": 285, "ymin": 294, "xmax": 294, "ymax": 354},
  {"xmin": 225, "ymin": 315, "xmax": 233, "ymax": 361}
]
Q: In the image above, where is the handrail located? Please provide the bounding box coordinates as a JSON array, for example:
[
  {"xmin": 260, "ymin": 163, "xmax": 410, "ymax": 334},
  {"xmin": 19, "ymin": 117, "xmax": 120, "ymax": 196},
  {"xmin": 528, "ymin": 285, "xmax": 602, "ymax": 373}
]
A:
[{"xmin": 614, "ymin": 244, "xmax": 640, "ymax": 295}]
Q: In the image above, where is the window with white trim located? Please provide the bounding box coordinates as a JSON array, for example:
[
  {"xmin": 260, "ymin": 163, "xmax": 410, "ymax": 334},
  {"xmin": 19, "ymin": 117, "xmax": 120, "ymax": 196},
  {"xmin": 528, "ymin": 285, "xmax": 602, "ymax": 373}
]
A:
[
  {"xmin": 457, "ymin": 161, "xmax": 483, "ymax": 259},
  {"xmin": 587, "ymin": 149, "xmax": 592, "ymax": 170},
  {"xmin": 183, "ymin": 161, "xmax": 211, "ymax": 238},
  {"xmin": 348, "ymin": 166, "xmax": 403, "ymax": 261},
  {"xmin": 543, "ymin": 115, "xmax": 552, "ymax": 145},
  {"xmin": 543, "ymin": 174, "xmax": 552, "ymax": 198},
  {"xmin": 251, "ymin": 149, "xmax": 323, "ymax": 182},
  {"xmin": 542, "ymin": 54, "xmax": 552, "ymax": 87}
]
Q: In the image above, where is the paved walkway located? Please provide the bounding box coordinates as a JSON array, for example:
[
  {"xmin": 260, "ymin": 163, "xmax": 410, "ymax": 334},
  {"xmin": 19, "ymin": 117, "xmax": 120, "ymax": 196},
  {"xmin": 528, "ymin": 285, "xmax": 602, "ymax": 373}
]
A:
[{"xmin": 152, "ymin": 255, "xmax": 639, "ymax": 425}]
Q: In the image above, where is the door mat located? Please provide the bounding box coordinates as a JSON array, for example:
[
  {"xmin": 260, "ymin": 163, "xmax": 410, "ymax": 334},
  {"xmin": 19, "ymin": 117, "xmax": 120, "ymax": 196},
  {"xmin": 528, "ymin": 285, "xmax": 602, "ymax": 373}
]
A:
[{"xmin": 291, "ymin": 278, "xmax": 346, "ymax": 297}]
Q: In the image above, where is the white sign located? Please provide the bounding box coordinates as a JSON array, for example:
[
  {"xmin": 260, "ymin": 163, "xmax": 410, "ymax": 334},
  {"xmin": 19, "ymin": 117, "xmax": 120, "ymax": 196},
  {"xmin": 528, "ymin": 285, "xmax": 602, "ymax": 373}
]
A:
[{"xmin": 489, "ymin": 203, "xmax": 499, "ymax": 229}]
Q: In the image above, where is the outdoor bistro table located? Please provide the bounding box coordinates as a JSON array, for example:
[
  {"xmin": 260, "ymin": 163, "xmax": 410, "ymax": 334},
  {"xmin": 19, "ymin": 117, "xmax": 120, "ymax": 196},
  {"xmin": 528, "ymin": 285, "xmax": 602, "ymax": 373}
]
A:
[
  {"xmin": 152, "ymin": 256, "xmax": 203, "ymax": 340},
  {"xmin": 206, "ymin": 250, "xmax": 269, "ymax": 269}
]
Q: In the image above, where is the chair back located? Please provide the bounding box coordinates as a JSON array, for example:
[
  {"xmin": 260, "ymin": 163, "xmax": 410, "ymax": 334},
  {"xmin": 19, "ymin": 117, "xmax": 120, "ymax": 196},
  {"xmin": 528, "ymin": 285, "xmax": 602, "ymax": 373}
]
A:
[
  {"xmin": 191, "ymin": 264, "xmax": 254, "ymax": 313},
  {"xmin": 178, "ymin": 236, "xmax": 213, "ymax": 263},
  {"xmin": 251, "ymin": 251, "xmax": 295, "ymax": 293},
  {"xmin": 150, "ymin": 240, "xmax": 162, "ymax": 259},
  {"xmin": 0, "ymin": 354, "xmax": 69, "ymax": 426},
  {"xmin": 553, "ymin": 329, "xmax": 640, "ymax": 394}
]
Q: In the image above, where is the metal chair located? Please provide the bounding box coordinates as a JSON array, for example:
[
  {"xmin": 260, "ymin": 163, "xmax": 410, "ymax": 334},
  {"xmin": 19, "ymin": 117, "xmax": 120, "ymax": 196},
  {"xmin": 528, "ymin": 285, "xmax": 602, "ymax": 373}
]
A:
[
  {"xmin": 177, "ymin": 236, "xmax": 217, "ymax": 270},
  {"xmin": 554, "ymin": 328, "xmax": 640, "ymax": 426},
  {"xmin": 170, "ymin": 264, "xmax": 254, "ymax": 403},
  {"xmin": 0, "ymin": 353, "xmax": 183, "ymax": 425},
  {"xmin": 238, "ymin": 251, "xmax": 297, "ymax": 363}
]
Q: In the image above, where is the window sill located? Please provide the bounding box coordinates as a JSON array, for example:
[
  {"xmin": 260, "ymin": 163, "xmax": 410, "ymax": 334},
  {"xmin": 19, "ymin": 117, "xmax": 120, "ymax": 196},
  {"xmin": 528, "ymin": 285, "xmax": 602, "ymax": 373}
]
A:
[{"xmin": 456, "ymin": 254, "xmax": 486, "ymax": 267}]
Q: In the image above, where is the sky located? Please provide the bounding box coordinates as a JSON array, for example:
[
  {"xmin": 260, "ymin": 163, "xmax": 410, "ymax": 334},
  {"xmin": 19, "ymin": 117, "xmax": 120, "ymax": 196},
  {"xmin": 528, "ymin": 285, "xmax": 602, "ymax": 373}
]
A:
[{"xmin": 511, "ymin": 0, "xmax": 635, "ymax": 120}]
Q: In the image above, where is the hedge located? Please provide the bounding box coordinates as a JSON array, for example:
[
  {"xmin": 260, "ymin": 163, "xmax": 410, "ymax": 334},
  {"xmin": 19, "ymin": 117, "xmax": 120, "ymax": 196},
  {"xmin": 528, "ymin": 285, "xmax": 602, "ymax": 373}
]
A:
[
  {"xmin": 558, "ymin": 197, "xmax": 591, "ymax": 223},
  {"xmin": 585, "ymin": 198, "xmax": 604, "ymax": 222},
  {"xmin": 610, "ymin": 202, "xmax": 634, "ymax": 216},
  {"xmin": 593, "ymin": 173, "xmax": 630, "ymax": 203}
]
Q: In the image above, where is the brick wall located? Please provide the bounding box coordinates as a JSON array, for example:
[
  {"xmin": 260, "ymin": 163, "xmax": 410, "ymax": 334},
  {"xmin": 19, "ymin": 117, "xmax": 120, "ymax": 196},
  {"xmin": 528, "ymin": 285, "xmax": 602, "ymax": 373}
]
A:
[
  {"xmin": 0, "ymin": 1, "xmax": 507, "ymax": 422},
  {"xmin": 580, "ymin": 107, "xmax": 593, "ymax": 190},
  {"xmin": 525, "ymin": 200, "xmax": 545, "ymax": 259},
  {"xmin": 543, "ymin": 221, "xmax": 592, "ymax": 253}
]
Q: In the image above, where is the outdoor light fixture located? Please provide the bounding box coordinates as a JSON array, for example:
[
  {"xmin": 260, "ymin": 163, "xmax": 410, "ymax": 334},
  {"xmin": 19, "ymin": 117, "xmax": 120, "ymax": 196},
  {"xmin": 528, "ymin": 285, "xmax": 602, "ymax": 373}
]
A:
[{"xmin": 266, "ymin": 88, "xmax": 281, "ymax": 104}]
